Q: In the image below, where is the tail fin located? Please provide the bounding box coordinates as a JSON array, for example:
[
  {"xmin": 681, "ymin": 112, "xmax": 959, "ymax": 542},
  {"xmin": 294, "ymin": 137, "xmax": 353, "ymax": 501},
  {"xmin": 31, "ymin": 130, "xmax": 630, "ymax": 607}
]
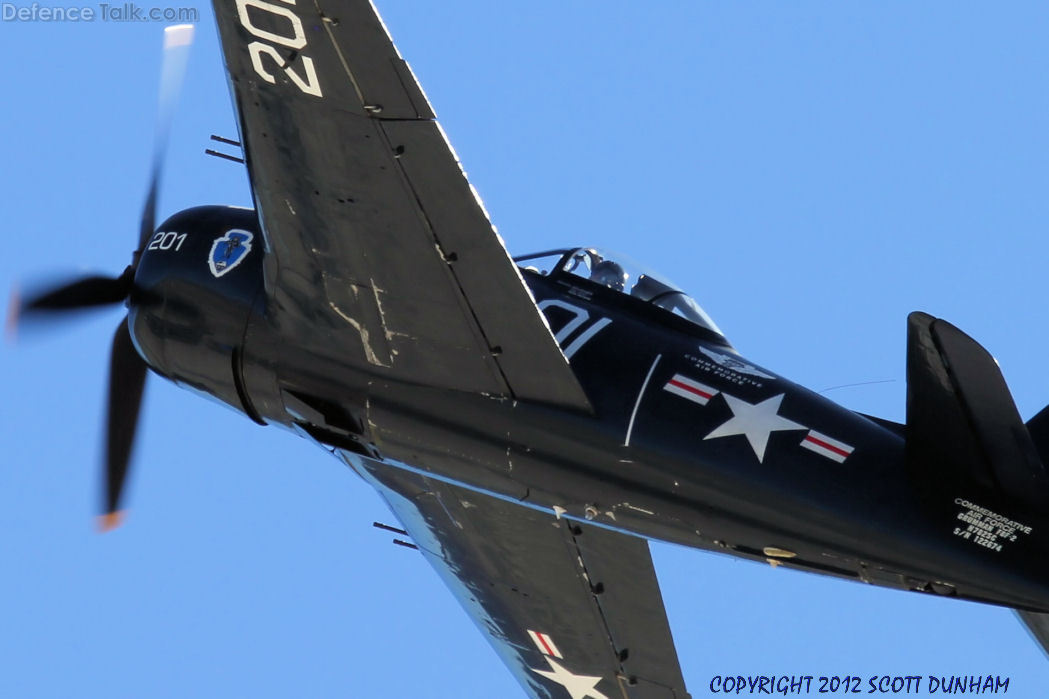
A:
[{"xmin": 906, "ymin": 312, "xmax": 1049, "ymax": 510}]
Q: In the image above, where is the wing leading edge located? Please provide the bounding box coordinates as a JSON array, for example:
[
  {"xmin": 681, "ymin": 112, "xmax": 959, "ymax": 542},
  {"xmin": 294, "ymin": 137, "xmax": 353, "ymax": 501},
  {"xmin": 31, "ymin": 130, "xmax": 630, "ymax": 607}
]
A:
[
  {"xmin": 211, "ymin": 0, "xmax": 590, "ymax": 410},
  {"xmin": 343, "ymin": 453, "xmax": 691, "ymax": 699}
]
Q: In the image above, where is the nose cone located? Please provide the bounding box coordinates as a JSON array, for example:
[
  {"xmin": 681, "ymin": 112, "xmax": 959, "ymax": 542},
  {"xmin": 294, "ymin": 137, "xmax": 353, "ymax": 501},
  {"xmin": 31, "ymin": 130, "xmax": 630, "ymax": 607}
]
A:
[{"xmin": 129, "ymin": 206, "xmax": 264, "ymax": 412}]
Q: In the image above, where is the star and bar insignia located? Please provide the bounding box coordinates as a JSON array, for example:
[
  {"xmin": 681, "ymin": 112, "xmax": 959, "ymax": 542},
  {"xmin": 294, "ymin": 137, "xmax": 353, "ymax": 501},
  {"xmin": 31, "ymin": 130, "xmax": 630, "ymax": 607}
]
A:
[
  {"xmin": 527, "ymin": 629, "xmax": 611, "ymax": 699},
  {"xmin": 662, "ymin": 374, "xmax": 855, "ymax": 464}
]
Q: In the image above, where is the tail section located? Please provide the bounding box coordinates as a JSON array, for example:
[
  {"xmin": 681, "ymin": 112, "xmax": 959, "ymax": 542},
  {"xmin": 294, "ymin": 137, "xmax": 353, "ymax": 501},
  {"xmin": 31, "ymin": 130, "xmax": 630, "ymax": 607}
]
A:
[
  {"xmin": 905, "ymin": 312, "xmax": 1049, "ymax": 511},
  {"xmin": 1016, "ymin": 610, "xmax": 1049, "ymax": 659}
]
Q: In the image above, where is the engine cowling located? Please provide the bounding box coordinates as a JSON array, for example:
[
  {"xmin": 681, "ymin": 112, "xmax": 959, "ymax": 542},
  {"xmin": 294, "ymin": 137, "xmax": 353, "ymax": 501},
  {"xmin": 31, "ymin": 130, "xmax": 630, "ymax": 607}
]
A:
[{"xmin": 130, "ymin": 205, "xmax": 265, "ymax": 418}]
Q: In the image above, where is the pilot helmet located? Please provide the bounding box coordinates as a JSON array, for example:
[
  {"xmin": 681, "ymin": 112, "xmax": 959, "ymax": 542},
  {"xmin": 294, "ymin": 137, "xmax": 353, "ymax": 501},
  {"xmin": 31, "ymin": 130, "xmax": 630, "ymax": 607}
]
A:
[{"xmin": 590, "ymin": 260, "xmax": 628, "ymax": 292}]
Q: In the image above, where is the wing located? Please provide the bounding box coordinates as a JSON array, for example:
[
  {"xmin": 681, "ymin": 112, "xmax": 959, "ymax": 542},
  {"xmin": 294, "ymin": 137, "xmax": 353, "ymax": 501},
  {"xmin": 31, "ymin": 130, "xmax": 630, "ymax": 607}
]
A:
[
  {"xmin": 345, "ymin": 454, "xmax": 692, "ymax": 699},
  {"xmin": 211, "ymin": 0, "xmax": 590, "ymax": 409}
]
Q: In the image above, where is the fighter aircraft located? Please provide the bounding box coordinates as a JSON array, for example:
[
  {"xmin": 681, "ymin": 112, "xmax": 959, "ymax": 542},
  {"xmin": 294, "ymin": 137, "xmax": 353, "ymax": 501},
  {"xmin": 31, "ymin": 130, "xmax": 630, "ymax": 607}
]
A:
[{"xmin": 9, "ymin": 2, "xmax": 1049, "ymax": 696}]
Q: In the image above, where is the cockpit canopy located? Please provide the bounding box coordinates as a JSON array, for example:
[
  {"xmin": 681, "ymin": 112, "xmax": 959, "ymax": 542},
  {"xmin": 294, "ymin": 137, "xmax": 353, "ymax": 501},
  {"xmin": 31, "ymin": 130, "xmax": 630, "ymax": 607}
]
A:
[{"xmin": 515, "ymin": 247, "xmax": 725, "ymax": 338}]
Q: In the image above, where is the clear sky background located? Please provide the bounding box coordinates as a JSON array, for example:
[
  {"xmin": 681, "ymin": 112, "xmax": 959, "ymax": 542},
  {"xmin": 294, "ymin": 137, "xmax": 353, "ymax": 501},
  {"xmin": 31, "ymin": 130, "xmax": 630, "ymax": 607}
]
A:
[{"xmin": 4, "ymin": 1, "xmax": 1049, "ymax": 697}]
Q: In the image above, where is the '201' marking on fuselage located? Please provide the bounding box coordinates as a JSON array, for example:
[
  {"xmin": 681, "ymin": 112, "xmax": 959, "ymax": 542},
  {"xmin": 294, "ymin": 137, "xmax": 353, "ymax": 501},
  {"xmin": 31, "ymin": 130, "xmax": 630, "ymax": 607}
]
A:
[
  {"xmin": 235, "ymin": 0, "xmax": 323, "ymax": 98},
  {"xmin": 146, "ymin": 231, "xmax": 188, "ymax": 252}
]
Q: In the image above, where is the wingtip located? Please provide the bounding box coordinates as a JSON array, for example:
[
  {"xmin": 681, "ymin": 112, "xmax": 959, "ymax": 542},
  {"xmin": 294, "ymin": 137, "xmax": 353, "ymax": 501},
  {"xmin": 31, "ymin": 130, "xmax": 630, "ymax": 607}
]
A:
[{"xmin": 97, "ymin": 511, "xmax": 126, "ymax": 533}]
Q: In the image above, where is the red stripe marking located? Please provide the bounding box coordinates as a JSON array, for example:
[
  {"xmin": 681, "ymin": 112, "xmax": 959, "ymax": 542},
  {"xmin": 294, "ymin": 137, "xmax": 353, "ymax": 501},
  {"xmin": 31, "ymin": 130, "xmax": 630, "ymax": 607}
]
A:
[
  {"xmin": 668, "ymin": 379, "xmax": 713, "ymax": 399},
  {"xmin": 804, "ymin": 435, "xmax": 851, "ymax": 457},
  {"xmin": 536, "ymin": 632, "xmax": 556, "ymax": 657}
]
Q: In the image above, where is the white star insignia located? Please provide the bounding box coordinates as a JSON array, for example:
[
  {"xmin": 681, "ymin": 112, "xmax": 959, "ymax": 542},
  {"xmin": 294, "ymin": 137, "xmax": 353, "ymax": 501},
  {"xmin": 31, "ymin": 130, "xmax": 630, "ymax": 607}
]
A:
[
  {"xmin": 532, "ymin": 657, "xmax": 611, "ymax": 699},
  {"xmin": 704, "ymin": 393, "xmax": 805, "ymax": 462}
]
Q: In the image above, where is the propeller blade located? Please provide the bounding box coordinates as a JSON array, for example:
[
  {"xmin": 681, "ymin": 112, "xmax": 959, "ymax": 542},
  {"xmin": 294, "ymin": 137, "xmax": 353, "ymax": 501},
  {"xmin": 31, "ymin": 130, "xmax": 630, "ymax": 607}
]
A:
[
  {"xmin": 138, "ymin": 24, "xmax": 196, "ymax": 253},
  {"xmin": 6, "ymin": 285, "xmax": 21, "ymax": 340},
  {"xmin": 20, "ymin": 270, "xmax": 133, "ymax": 315},
  {"xmin": 100, "ymin": 319, "xmax": 149, "ymax": 530}
]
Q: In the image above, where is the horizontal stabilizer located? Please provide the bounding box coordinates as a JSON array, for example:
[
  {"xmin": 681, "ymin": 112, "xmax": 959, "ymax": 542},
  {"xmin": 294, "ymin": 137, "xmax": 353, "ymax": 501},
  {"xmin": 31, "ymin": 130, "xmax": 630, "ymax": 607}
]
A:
[
  {"xmin": 1016, "ymin": 610, "xmax": 1049, "ymax": 659},
  {"xmin": 1024, "ymin": 404, "xmax": 1049, "ymax": 469},
  {"xmin": 906, "ymin": 312, "xmax": 1049, "ymax": 510}
]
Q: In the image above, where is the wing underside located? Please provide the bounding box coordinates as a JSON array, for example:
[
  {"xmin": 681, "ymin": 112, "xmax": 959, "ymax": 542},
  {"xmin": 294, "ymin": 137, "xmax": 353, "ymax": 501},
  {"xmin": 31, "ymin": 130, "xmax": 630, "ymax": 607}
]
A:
[
  {"xmin": 343, "ymin": 453, "xmax": 691, "ymax": 699},
  {"xmin": 211, "ymin": 0, "xmax": 590, "ymax": 410}
]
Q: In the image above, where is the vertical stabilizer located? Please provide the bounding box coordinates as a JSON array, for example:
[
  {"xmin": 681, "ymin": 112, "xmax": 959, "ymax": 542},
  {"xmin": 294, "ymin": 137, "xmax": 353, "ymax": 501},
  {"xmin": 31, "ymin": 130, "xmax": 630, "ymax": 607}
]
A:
[{"xmin": 906, "ymin": 312, "xmax": 1049, "ymax": 510}]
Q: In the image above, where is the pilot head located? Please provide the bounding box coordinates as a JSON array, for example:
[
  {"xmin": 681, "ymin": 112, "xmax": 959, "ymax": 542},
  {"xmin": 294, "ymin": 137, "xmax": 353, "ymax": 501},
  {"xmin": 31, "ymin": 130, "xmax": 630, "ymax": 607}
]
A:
[{"xmin": 590, "ymin": 260, "xmax": 628, "ymax": 292}]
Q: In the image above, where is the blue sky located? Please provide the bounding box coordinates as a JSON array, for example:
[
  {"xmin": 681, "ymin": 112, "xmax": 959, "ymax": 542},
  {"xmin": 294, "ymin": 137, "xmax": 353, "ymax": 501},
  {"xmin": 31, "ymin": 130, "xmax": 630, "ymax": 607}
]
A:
[{"xmin": 3, "ymin": 1, "xmax": 1049, "ymax": 697}]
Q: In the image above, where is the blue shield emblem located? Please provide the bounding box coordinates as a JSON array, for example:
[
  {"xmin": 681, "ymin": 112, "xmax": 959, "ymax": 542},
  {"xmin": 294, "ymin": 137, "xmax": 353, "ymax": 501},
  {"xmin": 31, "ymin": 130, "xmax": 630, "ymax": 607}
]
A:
[{"xmin": 208, "ymin": 229, "xmax": 254, "ymax": 278}]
